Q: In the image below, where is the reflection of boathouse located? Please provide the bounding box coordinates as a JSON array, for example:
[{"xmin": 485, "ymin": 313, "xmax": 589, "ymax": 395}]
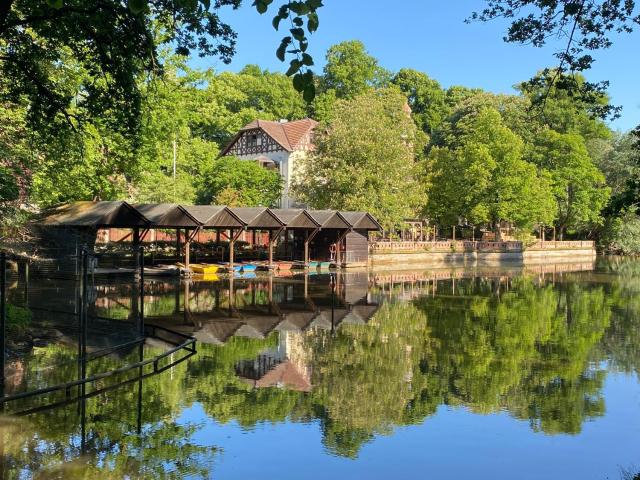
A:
[{"xmin": 134, "ymin": 272, "xmax": 380, "ymax": 392}]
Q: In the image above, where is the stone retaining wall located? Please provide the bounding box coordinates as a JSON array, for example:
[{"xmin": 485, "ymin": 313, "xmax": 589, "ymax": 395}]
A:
[{"xmin": 369, "ymin": 246, "xmax": 596, "ymax": 270}]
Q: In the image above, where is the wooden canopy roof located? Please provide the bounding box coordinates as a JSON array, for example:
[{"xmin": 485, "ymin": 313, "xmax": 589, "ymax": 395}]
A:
[
  {"xmin": 132, "ymin": 204, "xmax": 200, "ymax": 228},
  {"xmin": 180, "ymin": 205, "xmax": 244, "ymax": 228},
  {"xmin": 39, "ymin": 201, "xmax": 148, "ymax": 228},
  {"xmin": 306, "ymin": 210, "xmax": 351, "ymax": 229},
  {"xmin": 270, "ymin": 209, "xmax": 320, "ymax": 229},
  {"xmin": 38, "ymin": 201, "xmax": 381, "ymax": 231},
  {"xmin": 339, "ymin": 211, "xmax": 383, "ymax": 231},
  {"xmin": 229, "ymin": 207, "xmax": 283, "ymax": 229}
]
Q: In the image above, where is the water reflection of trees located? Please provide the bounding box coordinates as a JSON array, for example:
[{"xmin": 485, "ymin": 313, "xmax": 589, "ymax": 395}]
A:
[
  {"xmin": 305, "ymin": 276, "xmax": 612, "ymax": 455},
  {"xmin": 2, "ymin": 265, "xmax": 639, "ymax": 474}
]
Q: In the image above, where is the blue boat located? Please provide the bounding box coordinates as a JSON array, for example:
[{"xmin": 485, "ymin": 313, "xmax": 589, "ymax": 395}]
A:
[
  {"xmin": 217, "ymin": 263, "xmax": 243, "ymax": 272},
  {"xmin": 241, "ymin": 263, "xmax": 258, "ymax": 272}
]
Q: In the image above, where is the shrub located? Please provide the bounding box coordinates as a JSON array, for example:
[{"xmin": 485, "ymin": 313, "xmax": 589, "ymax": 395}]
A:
[{"xmin": 600, "ymin": 207, "xmax": 640, "ymax": 255}]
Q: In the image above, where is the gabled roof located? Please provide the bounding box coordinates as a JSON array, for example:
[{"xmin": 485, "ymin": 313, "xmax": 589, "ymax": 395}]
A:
[
  {"xmin": 132, "ymin": 204, "xmax": 200, "ymax": 228},
  {"xmin": 221, "ymin": 118, "xmax": 318, "ymax": 155},
  {"xmin": 181, "ymin": 205, "xmax": 244, "ymax": 228},
  {"xmin": 40, "ymin": 201, "xmax": 148, "ymax": 228},
  {"xmin": 229, "ymin": 207, "xmax": 284, "ymax": 229},
  {"xmin": 253, "ymin": 360, "xmax": 312, "ymax": 392},
  {"xmin": 340, "ymin": 211, "xmax": 383, "ymax": 231},
  {"xmin": 271, "ymin": 209, "xmax": 320, "ymax": 229},
  {"xmin": 306, "ymin": 210, "xmax": 351, "ymax": 229}
]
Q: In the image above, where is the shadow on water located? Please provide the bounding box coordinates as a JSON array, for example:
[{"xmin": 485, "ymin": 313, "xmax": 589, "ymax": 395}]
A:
[{"xmin": 0, "ymin": 259, "xmax": 640, "ymax": 477}]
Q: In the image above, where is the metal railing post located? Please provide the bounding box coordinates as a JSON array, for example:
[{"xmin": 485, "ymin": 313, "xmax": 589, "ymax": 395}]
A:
[
  {"xmin": 1, "ymin": 252, "xmax": 6, "ymax": 390},
  {"xmin": 78, "ymin": 249, "xmax": 89, "ymax": 403},
  {"xmin": 139, "ymin": 246, "xmax": 144, "ymax": 339}
]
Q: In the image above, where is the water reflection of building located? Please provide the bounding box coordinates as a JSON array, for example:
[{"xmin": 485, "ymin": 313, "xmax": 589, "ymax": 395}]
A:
[
  {"xmin": 137, "ymin": 272, "xmax": 379, "ymax": 392},
  {"xmin": 235, "ymin": 332, "xmax": 312, "ymax": 392}
]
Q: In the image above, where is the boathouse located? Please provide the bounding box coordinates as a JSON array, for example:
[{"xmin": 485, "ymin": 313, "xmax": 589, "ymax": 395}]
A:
[{"xmin": 35, "ymin": 201, "xmax": 381, "ymax": 273}]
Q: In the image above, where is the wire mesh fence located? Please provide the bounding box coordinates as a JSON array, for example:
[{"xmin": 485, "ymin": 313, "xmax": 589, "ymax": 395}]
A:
[{"xmin": 0, "ymin": 247, "xmax": 196, "ymax": 412}]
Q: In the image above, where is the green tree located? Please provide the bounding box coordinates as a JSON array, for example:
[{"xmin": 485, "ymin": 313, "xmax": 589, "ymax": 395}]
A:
[
  {"xmin": 0, "ymin": 0, "xmax": 322, "ymax": 137},
  {"xmin": 392, "ymin": 68, "xmax": 449, "ymax": 135},
  {"xmin": 600, "ymin": 207, "xmax": 640, "ymax": 255},
  {"xmin": 198, "ymin": 156, "xmax": 282, "ymax": 207},
  {"xmin": 292, "ymin": 87, "xmax": 424, "ymax": 230},
  {"xmin": 427, "ymin": 107, "xmax": 556, "ymax": 233},
  {"xmin": 600, "ymin": 131, "xmax": 640, "ymax": 215},
  {"xmin": 320, "ymin": 40, "xmax": 390, "ymax": 99},
  {"xmin": 0, "ymin": 166, "xmax": 19, "ymax": 203},
  {"xmin": 517, "ymin": 72, "xmax": 612, "ymax": 143},
  {"xmin": 30, "ymin": 124, "xmax": 132, "ymax": 207},
  {"xmin": 196, "ymin": 65, "xmax": 307, "ymax": 145},
  {"xmin": 530, "ymin": 129, "xmax": 610, "ymax": 238}
]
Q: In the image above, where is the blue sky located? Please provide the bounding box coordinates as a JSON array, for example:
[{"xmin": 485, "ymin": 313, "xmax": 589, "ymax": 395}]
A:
[{"xmin": 191, "ymin": 1, "xmax": 639, "ymax": 131}]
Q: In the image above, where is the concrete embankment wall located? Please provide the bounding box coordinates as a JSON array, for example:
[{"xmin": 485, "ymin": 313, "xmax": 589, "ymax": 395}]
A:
[{"xmin": 369, "ymin": 246, "xmax": 596, "ymax": 271}]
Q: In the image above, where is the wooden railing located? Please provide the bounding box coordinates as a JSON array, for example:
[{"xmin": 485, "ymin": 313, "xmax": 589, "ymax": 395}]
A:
[{"xmin": 370, "ymin": 240, "xmax": 595, "ymax": 253}]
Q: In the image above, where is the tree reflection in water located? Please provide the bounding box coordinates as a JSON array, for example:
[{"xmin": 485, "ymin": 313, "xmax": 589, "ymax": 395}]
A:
[{"xmin": 0, "ymin": 261, "xmax": 638, "ymax": 476}]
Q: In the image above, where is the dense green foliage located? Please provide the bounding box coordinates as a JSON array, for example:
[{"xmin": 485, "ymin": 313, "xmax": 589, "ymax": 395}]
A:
[
  {"xmin": 320, "ymin": 40, "xmax": 390, "ymax": 99},
  {"xmin": 0, "ymin": 0, "xmax": 321, "ymax": 139},
  {"xmin": 600, "ymin": 208, "xmax": 640, "ymax": 255},
  {"xmin": 0, "ymin": 35, "xmax": 636, "ymax": 245},
  {"xmin": 198, "ymin": 156, "xmax": 283, "ymax": 207},
  {"xmin": 292, "ymin": 88, "xmax": 424, "ymax": 230},
  {"xmin": 427, "ymin": 107, "xmax": 556, "ymax": 231}
]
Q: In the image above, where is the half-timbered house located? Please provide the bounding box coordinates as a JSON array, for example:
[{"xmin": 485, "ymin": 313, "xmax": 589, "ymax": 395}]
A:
[{"xmin": 220, "ymin": 118, "xmax": 318, "ymax": 208}]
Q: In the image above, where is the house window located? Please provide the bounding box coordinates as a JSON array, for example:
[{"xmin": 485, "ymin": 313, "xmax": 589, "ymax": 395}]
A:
[{"xmin": 247, "ymin": 133, "xmax": 260, "ymax": 147}]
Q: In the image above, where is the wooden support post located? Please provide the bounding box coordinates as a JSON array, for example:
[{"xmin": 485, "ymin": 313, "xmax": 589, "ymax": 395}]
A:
[
  {"xmin": 176, "ymin": 229, "xmax": 181, "ymax": 262},
  {"xmin": 305, "ymin": 228, "xmax": 320, "ymax": 266},
  {"xmin": 229, "ymin": 229, "xmax": 234, "ymax": 269},
  {"xmin": 184, "ymin": 229, "xmax": 191, "ymax": 271},
  {"xmin": 269, "ymin": 227, "xmax": 284, "ymax": 268},
  {"xmin": 268, "ymin": 230, "xmax": 274, "ymax": 267},
  {"xmin": 452, "ymin": 225, "xmax": 456, "ymax": 241},
  {"xmin": 229, "ymin": 229, "xmax": 244, "ymax": 271},
  {"xmin": 334, "ymin": 229, "xmax": 351, "ymax": 267}
]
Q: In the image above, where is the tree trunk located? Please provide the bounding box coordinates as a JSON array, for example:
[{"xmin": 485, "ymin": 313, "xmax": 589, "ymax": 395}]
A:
[{"xmin": 494, "ymin": 221, "xmax": 502, "ymax": 242}]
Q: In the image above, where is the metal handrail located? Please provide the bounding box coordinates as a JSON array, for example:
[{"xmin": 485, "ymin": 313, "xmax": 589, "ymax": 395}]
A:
[
  {"xmin": 12, "ymin": 348, "xmax": 196, "ymax": 417},
  {"xmin": 0, "ymin": 323, "xmax": 196, "ymax": 404}
]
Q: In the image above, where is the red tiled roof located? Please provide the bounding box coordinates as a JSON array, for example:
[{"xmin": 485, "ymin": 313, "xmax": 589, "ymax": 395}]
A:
[
  {"xmin": 254, "ymin": 360, "xmax": 312, "ymax": 392},
  {"xmin": 226, "ymin": 118, "xmax": 318, "ymax": 154}
]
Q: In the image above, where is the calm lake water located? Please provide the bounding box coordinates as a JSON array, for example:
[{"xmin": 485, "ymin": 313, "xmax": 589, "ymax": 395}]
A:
[{"xmin": 1, "ymin": 258, "xmax": 640, "ymax": 479}]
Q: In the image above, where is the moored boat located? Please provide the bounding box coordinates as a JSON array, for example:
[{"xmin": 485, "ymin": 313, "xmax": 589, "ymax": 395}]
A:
[{"xmin": 188, "ymin": 263, "xmax": 220, "ymax": 275}]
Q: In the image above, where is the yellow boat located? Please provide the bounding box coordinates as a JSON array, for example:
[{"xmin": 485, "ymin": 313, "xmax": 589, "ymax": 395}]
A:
[
  {"xmin": 176, "ymin": 263, "xmax": 220, "ymax": 275},
  {"xmin": 198, "ymin": 273, "xmax": 220, "ymax": 282}
]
